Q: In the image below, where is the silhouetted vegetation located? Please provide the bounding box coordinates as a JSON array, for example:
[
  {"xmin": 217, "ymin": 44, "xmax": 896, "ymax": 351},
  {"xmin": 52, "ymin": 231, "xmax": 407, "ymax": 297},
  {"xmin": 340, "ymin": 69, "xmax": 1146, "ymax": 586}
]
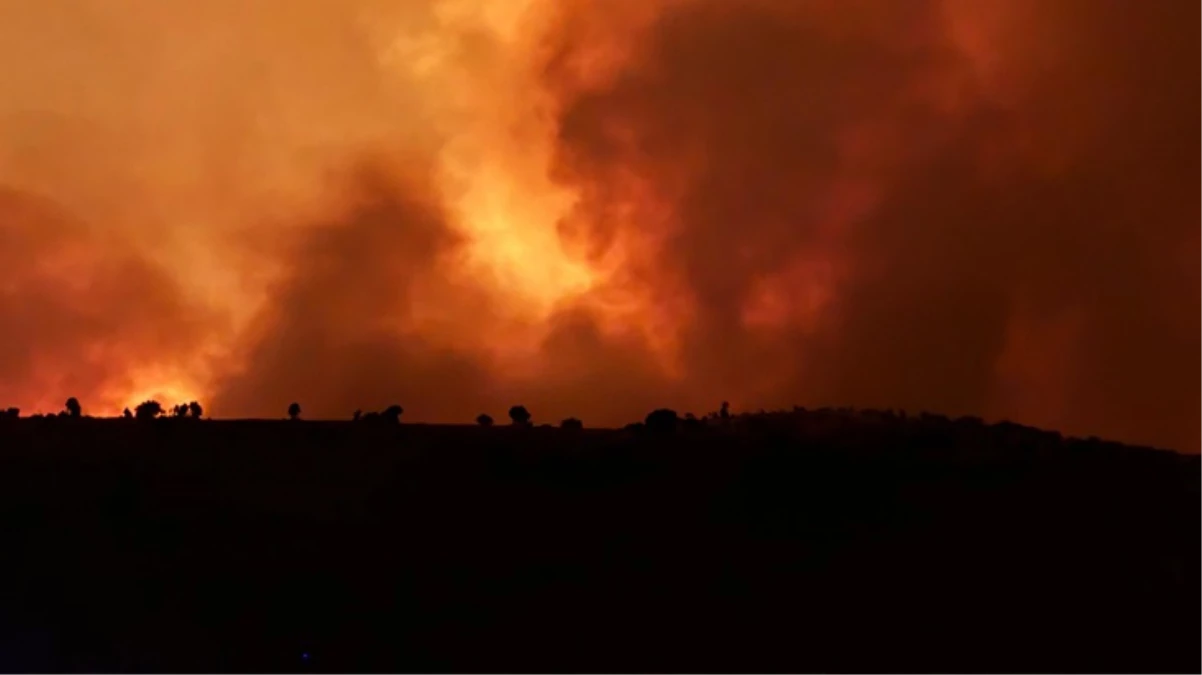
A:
[
  {"xmin": 64, "ymin": 397, "xmax": 82, "ymax": 418},
  {"xmin": 287, "ymin": 402, "xmax": 301, "ymax": 421},
  {"xmin": 508, "ymin": 404, "xmax": 531, "ymax": 426},
  {"xmin": 560, "ymin": 417, "xmax": 583, "ymax": 430},
  {"xmin": 381, "ymin": 404, "xmax": 403, "ymax": 424},
  {"xmin": 476, "ymin": 413, "xmax": 494, "ymax": 426},
  {"xmin": 644, "ymin": 408, "xmax": 679, "ymax": 433},
  {"xmin": 134, "ymin": 400, "xmax": 163, "ymax": 420},
  {"xmin": 348, "ymin": 405, "xmax": 404, "ymax": 425}
]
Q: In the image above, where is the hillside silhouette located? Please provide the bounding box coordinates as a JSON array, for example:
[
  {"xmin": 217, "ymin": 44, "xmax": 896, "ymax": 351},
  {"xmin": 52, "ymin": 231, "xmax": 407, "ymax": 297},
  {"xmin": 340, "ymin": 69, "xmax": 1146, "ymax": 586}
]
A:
[{"xmin": 0, "ymin": 402, "xmax": 1196, "ymax": 673}]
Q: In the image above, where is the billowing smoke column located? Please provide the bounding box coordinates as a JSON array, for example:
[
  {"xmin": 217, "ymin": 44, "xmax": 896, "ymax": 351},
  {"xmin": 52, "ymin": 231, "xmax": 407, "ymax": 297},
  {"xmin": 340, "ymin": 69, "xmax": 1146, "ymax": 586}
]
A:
[{"xmin": 0, "ymin": 0, "xmax": 1196, "ymax": 451}]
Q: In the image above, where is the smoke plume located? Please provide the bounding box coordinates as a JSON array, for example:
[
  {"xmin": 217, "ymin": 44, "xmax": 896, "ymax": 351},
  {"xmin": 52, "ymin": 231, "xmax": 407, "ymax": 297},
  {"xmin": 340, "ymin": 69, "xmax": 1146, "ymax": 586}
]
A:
[{"xmin": 0, "ymin": 0, "xmax": 1196, "ymax": 451}]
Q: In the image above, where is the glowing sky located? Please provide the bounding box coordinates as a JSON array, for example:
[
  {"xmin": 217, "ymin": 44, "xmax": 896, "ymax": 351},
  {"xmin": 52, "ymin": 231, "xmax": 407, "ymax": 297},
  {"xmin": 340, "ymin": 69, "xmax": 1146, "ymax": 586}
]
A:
[{"xmin": 0, "ymin": 0, "xmax": 1197, "ymax": 451}]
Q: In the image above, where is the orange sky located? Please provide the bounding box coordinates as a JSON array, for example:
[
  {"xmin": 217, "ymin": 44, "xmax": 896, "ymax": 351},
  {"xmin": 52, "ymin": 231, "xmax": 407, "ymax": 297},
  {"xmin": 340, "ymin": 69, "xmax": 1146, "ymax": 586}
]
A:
[{"xmin": 0, "ymin": 0, "xmax": 1197, "ymax": 452}]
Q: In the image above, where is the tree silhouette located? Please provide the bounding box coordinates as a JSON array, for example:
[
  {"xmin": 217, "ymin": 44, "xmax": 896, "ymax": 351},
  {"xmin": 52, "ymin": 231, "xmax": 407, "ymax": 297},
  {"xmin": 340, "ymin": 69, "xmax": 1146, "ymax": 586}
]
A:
[
  {"xmin": 476, "ymin": 413, "xmax": 494, "ymax": 426},
  {"xmin": 645, "ymin": 408, "xmax": 679, "ymax": 434},
  {"xmin": 508, "ymin": 405, "xmax": 531, "ymax": 426},
  {"xmin": 64, "ymin": 397, "xmax": 81, "ymax": 418},
  {"xmin": 188, "ymin": 401, "xmax": 203, "ymax": 419},
  {"xmin": 135, "ymin": 400, "xmax": 164, "ymax": 420},
  {"xmin": 3, "ymin": 407, "xmax": 18, "ymax": 419},
  {"xmin": 560, "ymin": 417, "xmax": 583, "ymax": 430},
  {"xmin": 288, "ymin": 402, "xmax": 302, "ymax": 420},
  {"xmin": 353, "ymin": 409, "xmax": 362, "ymax": 422},
  {"xmin": 122, "ymin": 407, "xmax": 133, "ymax": 419},
  {"xmin": 172, "ymin": 403, "xmax": 188, "ymax": 418},
  {"xmin": 382, "ymin": 405, "xmax": 404, "ymax": 424},
  {"xmin": 719, "ymin": 401, "xmax": 730, "ymax": 420}
]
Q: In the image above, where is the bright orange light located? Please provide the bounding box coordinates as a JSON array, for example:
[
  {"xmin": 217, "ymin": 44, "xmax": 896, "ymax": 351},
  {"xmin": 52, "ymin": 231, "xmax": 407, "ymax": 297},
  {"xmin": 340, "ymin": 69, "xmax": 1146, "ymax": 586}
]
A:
[
  {"xmin": 397, "ymin": 0, "xmax": 605, "ymax": 319},
  {"xmin": 100, "ymin": 368, "xmax": 206, "ymax": 417},
  {"xmin": 446, "ymin": 159, "xmax": 598, "ymax": 316}
]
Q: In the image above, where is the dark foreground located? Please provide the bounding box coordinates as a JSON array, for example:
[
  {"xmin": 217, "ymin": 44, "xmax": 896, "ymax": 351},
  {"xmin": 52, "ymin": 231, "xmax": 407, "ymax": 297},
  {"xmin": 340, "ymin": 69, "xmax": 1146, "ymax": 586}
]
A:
[{"xmin": 0, "ymin": 414, "xmax": 1197, "ymax": 673}]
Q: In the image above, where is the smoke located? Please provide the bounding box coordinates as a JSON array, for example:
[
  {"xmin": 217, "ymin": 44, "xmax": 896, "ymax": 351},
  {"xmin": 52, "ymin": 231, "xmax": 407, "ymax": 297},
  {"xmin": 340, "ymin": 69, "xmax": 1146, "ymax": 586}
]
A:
[
  {"xmin": 0, "ymin": 0, "xmax": 444, "ymax": 410},
  {"xmin": 539, "ymin": 0, "xmax": 1200, "ymax": 450},
  {"xmin": 0, "ymin": 0, "xmax": 1196, "ymax": 451},
  {"xmin": 0, "ymin": 187, "xmax": 221, "ymax": 414}
]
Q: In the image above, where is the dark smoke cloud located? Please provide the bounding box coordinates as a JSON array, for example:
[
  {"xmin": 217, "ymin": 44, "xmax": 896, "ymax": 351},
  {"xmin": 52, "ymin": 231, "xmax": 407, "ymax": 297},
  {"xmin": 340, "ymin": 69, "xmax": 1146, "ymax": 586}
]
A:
[
  {"xmin": 539, "ymin": 0, "xmax": 1199, "ymax": 449},
  {"xmin": 208, "ymin": 163, "xmax": 498, "ymax": 420}
]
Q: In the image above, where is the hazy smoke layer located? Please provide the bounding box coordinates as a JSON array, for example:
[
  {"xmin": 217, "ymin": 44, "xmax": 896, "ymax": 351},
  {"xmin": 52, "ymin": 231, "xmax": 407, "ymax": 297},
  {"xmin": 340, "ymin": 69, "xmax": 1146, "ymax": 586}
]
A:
[{"xmin": 0, "ymin": 0, "xmax": 1196, "ymax": 451}]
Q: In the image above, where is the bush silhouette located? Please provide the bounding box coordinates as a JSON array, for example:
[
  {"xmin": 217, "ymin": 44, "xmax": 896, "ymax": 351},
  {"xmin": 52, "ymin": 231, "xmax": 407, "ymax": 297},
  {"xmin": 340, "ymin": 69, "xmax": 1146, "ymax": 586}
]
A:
[
  {"xmin": 645, "ymin": 408, "xmax": 679, "ymax": 434},
  {"xmin": 3, "ymin": 407, "xmax": 18, "ymax": 419},
  {"xmin": 64, "ymin": 397, "xmax": 81, "ymax": 418},
  {"xmin": 135, "ymin": 400, "xmax": 163, "ymax": 420},
  {"xmin": 188, "ymin": 401, "xmax": 203, "ymax": 419},
  {"xmin": 382, "ymin": 405, "xmax": 404, "ymax": 424},
  {"xmin": 288, "ymin": 402, "xmax": 301, "ymax": 421},
  {"xmin": 122, "ymin": 407, "xmax": 133, "ymax": 419},
  {"xmin": 508, "ymin": 405, "xmax": 531, "ymax": 426},
  {"xmin": 476, "ymin": 413, "xmax": 494, "ymax": 426},
  {"xmin": 560, "ymin": 417, "xmax": 583, "ymax": 430}
]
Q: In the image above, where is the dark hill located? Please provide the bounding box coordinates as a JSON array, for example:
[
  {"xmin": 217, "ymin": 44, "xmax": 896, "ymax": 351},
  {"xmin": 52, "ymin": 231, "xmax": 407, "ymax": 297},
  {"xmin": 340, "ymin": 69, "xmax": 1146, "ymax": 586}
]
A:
[{"xmin": 0, "ymin": 411, "xmax": 1196, "ymax": 673}]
